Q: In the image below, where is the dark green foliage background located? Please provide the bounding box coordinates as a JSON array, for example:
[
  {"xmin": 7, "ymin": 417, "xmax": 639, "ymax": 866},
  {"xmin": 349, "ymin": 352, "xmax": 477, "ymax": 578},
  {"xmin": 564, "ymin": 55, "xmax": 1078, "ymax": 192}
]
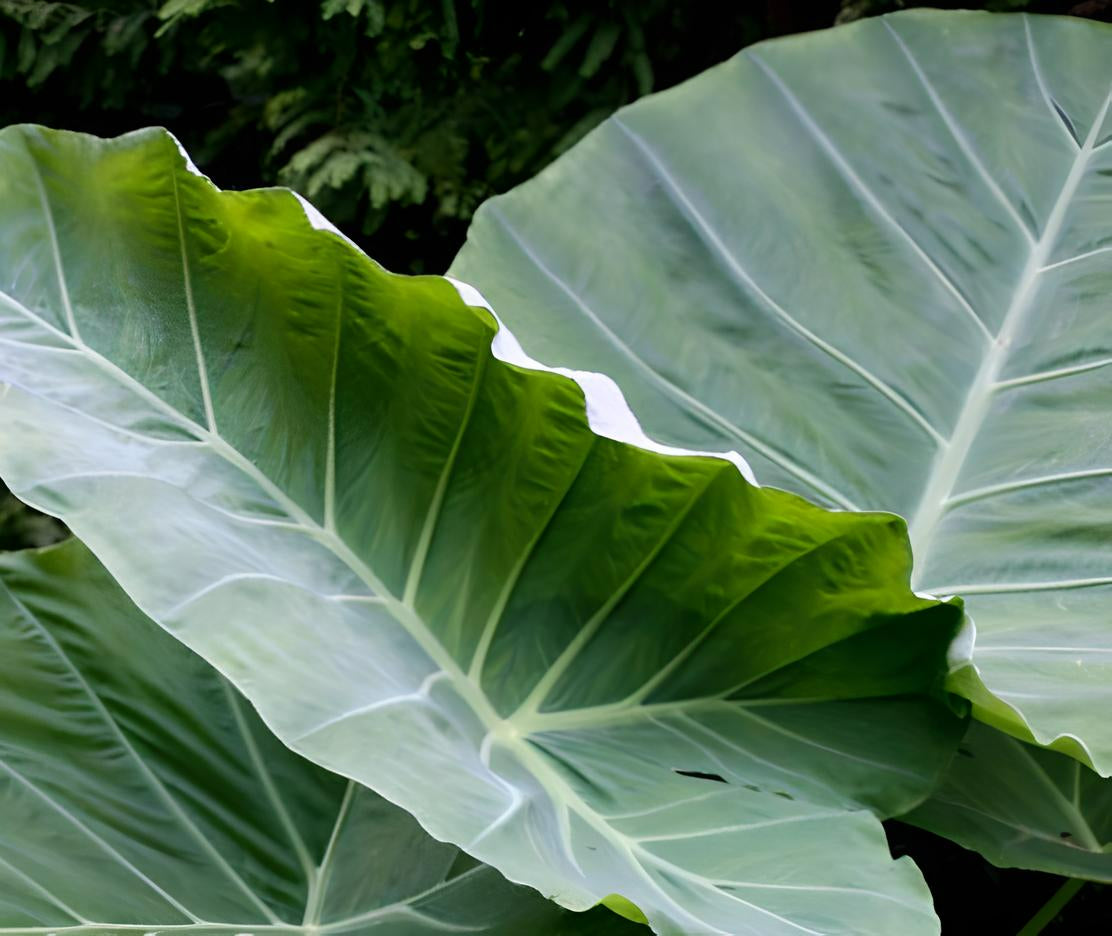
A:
[
  {"xmin": 5, "ymin": 0, "xmax": 1106, "ymax": 278},
  {"xmin": 1, "ymin": 0, "xmax": 775, "ymax": 274},
  {"xmin": 2, "ymin": 0, "xmax": 1111, "ymax": 931}
]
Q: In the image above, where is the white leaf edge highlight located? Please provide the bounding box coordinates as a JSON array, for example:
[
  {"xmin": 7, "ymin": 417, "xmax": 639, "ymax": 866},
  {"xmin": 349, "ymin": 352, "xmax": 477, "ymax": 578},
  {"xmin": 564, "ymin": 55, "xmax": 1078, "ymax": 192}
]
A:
[{"xmin": 445, "ymin": 276, "xmax": 758, "ymax": 484}]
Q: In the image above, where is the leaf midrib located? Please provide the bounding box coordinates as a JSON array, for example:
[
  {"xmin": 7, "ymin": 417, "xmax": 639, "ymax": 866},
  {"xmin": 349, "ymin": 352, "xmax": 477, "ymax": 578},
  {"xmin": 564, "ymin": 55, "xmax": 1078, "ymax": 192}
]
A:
[
  {"xmin": 901, "ymin": 63, "xmax": 1112, "ymax": 582},
  {"xmin": 748, "ymin": 29, "xmax": 1112, "ymax": 582}
]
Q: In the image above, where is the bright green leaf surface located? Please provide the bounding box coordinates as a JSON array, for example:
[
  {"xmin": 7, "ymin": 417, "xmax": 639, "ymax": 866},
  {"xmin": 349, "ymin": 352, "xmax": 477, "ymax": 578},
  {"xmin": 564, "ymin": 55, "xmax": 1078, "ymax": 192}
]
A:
[
  {"xmin": 0, "ymin": 125, "xmax": 962, "ymax": 935},
  {"xmin": 0, "ymin": 539, "xmax": 640, "ymax": 934},
  {"xmin": 906, "ymin": 721, "xmax": 1112, "ymax": 881},
  {"xmin": 450, "ymin": 10, "xmax": 1112, "ymax": 775}
]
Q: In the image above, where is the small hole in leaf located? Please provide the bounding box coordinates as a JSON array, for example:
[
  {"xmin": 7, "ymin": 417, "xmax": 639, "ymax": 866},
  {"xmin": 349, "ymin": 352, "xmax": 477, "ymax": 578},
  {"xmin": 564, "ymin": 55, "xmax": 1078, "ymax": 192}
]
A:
[{"xmin": 674, "ymin": 769, "xmax": 727, "ymax": 783}]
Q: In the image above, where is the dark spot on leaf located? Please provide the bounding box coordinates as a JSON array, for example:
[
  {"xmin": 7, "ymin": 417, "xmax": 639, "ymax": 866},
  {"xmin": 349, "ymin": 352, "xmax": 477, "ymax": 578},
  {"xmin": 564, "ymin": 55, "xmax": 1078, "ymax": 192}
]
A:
[
  {"xmin": 674, "ymin": 769, "xmax": 727, "ymax": 783},
  {"xmin": 957, "ymin": 747, "xmax": 974, "ymax": 758},
  {"xmin": 1060, "ymin": 831, "xmax": 1073, "ymax": 839},
  {"xmin": 743, "ymin": 784, "xmax": 761, "ymax": 793},
  {"xmin": 774, "ymin": 791, "xmax": 795, "ymax": 800}
]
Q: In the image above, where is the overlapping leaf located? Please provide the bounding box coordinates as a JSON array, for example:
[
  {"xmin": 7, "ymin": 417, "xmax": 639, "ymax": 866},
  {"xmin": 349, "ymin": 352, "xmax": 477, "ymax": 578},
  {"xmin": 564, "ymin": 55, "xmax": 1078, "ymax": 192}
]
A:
[
  {"xmin": 0, "ymin": 125, "xmax": 962, "ymax": 934},
  {"xmin": 905, "ymin": 722, "xmax": 1112, "ymax": 882},
  {"xmin": 450, "ymin": 10, "xmax": 1112, "ymax": 775},
  {"xmin": 0, "ymin": 539, "xmax": 637, "ymax": 933}
]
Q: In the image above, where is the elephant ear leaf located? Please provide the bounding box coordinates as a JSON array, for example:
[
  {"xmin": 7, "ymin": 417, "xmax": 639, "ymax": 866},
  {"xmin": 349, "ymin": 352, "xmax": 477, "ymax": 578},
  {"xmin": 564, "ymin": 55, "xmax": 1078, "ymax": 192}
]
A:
[
  {"xmin": 0, "ymin": 539, "xmax": 642, "ymax": 933},
  {"xmin": 0, "ymin": 124, "xmax": 961, "ymax": 935},
  {"xmin": 450, "ymin": 9, "xmax": 1112, "ymax": 775}
]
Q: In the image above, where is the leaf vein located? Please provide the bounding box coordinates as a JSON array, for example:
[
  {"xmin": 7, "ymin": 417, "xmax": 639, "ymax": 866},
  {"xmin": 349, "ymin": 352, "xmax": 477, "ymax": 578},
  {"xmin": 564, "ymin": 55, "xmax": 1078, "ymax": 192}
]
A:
[{"xmin": 485, "ymin": 207, "xmax": 861, "ymax": 509}]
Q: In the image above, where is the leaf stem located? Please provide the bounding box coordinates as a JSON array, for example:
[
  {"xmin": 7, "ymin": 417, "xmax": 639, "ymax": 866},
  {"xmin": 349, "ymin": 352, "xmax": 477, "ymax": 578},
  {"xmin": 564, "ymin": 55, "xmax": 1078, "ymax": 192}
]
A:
[{"xmin": 1017, "ymin": 879, "xmax": 1085, "ymax": 936}]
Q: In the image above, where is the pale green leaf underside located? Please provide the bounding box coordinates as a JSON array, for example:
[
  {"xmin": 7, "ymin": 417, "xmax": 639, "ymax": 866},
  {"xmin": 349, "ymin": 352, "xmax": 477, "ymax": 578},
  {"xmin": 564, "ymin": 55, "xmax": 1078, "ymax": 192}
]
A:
[
  {"xmin": 449, "ymin": 10, "xmax": 1112, "ymax": 774},
  {"xmin": 0, "ymin": 540, "xmax": 635, "ymax": 934},
  {"xmin": 906, "ymin": 721, "xmax": 1112, "ymax": 881},
  {"xmin": 0, "ymin": 125, "xmax": 960, "ymax": 935}
]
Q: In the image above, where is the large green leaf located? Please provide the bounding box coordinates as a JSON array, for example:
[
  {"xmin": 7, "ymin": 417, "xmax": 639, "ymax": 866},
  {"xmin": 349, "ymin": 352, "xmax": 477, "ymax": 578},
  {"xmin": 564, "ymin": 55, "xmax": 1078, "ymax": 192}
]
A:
[
  {"xmin": 0, "ymin": 125, "xmax": 962, "ymax": 935},
  {"xmin": 450, "ymin": 10, "xmax": 1112, "ymax": 773},
  {"xmin": 0, "ymin": 539, "xmax": 639, "ymax": 934},
  {"xmin": 906, "ymin": 721, "xmax": 1112, "ymax": 881}
]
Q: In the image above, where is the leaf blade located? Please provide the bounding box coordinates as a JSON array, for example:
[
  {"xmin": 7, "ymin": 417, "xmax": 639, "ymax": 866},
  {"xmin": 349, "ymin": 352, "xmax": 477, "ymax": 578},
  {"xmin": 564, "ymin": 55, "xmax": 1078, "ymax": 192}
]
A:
[{"xmin": 0, "ymin": 124, "xmax": 962, "ymax": 935}]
